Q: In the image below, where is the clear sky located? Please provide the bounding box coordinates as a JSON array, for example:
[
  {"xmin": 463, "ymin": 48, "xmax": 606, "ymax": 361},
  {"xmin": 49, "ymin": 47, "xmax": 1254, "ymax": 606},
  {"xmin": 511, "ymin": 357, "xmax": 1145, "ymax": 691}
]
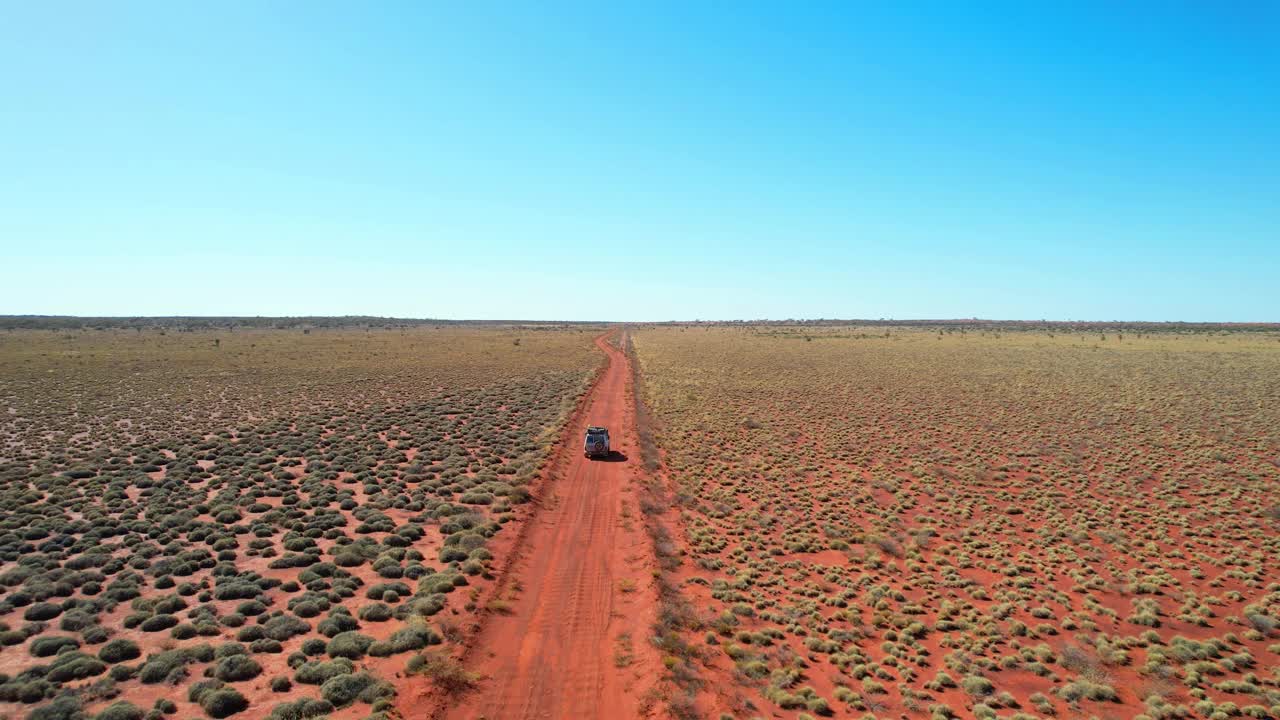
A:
[{"xmin": 2, "ymin": 2, "xmax": 1277, "ymax": 321}]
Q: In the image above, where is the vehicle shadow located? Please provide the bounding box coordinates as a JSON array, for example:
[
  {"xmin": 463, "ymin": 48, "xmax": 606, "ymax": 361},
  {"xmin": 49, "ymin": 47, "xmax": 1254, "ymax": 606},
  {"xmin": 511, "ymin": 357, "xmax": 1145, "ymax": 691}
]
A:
[{"xmin": 596, "ymin": 450, "xmax": 628, "ymax": 462}]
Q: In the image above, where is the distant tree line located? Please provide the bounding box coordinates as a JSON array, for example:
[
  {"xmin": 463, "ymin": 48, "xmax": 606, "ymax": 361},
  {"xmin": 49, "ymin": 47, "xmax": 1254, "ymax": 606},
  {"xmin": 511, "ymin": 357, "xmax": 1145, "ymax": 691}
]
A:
[
  {"xmin": 634, "ymin": 319, "xmax": 1280, "ymax": 334},
  {"xmin": 0, "ymin": 316, "xmax": 605, "ymax": 331},
  {"xmin": 2, "ymin": 316, "xmax": 1274, "ymax": 334}
]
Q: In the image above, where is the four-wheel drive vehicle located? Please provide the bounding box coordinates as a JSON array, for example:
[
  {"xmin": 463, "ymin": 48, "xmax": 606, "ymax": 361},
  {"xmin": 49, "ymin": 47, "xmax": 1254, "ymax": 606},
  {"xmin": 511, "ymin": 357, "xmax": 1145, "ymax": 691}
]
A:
[{"xmin": 584, "ymin": 426, "xmax": 610, "ymax": 458}]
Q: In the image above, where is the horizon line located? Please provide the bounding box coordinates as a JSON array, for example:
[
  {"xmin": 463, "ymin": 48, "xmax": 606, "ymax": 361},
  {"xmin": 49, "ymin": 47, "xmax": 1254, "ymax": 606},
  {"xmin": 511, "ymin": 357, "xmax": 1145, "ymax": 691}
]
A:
[{"xmin": 2, "ymin": 314, "xmax": 1278, "ymax": 327}]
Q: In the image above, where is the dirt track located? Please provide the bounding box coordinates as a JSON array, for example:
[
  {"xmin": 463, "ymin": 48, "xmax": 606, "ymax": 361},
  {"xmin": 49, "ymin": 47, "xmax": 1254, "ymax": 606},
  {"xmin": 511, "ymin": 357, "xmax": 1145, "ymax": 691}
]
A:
[{"xmin": 440, "ymin": 332, "xmax": 659, "ymax": 720}]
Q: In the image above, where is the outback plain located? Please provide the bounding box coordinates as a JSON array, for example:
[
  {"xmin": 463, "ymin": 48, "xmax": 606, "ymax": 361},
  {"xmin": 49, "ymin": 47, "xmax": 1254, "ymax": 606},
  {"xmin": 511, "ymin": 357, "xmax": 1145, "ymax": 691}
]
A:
[
  {"xmin": 632, "ymin": 325, "xmax": 1280, "ymax": 720},
  {"xmin": 0, "ymin": 324, "xmax": 606, "ymax": 720},
  {"xmin": 0, "ymin": 320, "xmax": 1277, "ymax": 720}
]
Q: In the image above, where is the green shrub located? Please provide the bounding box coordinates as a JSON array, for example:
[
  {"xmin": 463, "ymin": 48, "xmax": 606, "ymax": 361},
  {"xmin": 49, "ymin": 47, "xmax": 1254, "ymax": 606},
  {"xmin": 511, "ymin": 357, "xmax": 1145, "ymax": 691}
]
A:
[
  {"xmin": 201, "ymin": 689, "xmax": 249, "ymax": 718},
  {"xmin": 59, "ymin": 611, "xmax": 96, "ymax": 632},
  {"xmin": 139, "ymin": 614, "xmax": 178, "ymax": 632},
  {"xmin": 137, "ymin": 646, "xmax": 207, "ymax": 684},
  {"xmin": 316, "ymin": 613, "xmax": 359, "ymax": 638},
  {"xmin": 29, "ymin": 696, "xmax": 84, "ymax": 720},
  {"xmin": 213, "ymin": 655, "xmax": 262, "ymax": 682},
  {"xmin": 24, "ymin": 603, "xmax": 63, "ymax": 622},
  {"xmin": 388, "ymin": 626, "xmax": 440, "ymax": 653},
  {"xmin": 320, "ymin": 672, "xmax": 371, "ymax": 707},
  {"xmin": 961, "ymin": 675, "xmax": 994, "ymax": 697},
  {"xmin": 30, "ymin": 635, "xmax": 81, "ymax": 658},
  {"xmin": 1059, "ymin": 679, "xmax": 1118, "ymax": 703},
  {"xmin": 94, "ymin": 701, "xmax": 145, "ymax": 720},
  {"xmin": 438, "ymin": 547, "xmax": 469, "ymax": 563},
  {"xmin": 366, "ymin": 582, "xmax": 411, "ymax": 601},
  {"xmin": 295, "ymin": 658, "xmax": 355, "ymax": 685},
  {"xmin": 291, "ymin": 599, "xmax": 322, "ymax": 617},
  {"xmin": 333, "ymin": 552, "xmax": 366, "ymax": 568},
  {"xmin": 236, "ymin": 600, "xmax": 267, "ymax": 616},
  {"xmin": 262, "ymin": 614, "xmax": 310, "ymax": 641},
  {"xmin": 46, "ymin": 651, "xmax": 108, "ymax": 682},
  {"xmin": 327, "ymin": 631, "xmax": 374, "ymax": 659},
  {"xmin": 4, "ymin": 678, "xmax": 54, "ymax": 703},
  {"xmin": 153, "ymin": 596, "xmax": 187, "ymax": 614},
  {"xmin": 215, "ymin": 642, "xmax": 248, "ymax": 659},
  {"xmin": 268, "ymin": 699, "xmax": 333, "ymax": 719},
  {"xmin": 250, "ymin": 638, "xmax": 283, "ymax": 654},
  {"xmin": 188, "ymin": 680, "xmax": 224, "ymax": 704},
  {"xmin": 359, "ymin": 603, "xmax": 392, "ymax": 622},
  {"xmin": 326, "ymin": 671, "xmax": 394, "ymax": 707}
]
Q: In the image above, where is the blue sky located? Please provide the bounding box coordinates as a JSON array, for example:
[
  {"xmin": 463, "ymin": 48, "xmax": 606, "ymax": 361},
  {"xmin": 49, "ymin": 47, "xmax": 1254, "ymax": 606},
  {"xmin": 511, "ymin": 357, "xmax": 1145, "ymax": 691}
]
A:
[{"xmin": 2, "ymin": 2, "xmax": 1277, "ymax": 321}]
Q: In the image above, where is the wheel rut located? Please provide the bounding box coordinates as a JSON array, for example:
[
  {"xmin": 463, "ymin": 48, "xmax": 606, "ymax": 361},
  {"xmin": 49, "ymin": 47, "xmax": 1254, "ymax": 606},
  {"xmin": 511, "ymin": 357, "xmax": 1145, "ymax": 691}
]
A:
[{"xmin": 435, "ymin": 332, "xmax": 659, "ymax": 720}]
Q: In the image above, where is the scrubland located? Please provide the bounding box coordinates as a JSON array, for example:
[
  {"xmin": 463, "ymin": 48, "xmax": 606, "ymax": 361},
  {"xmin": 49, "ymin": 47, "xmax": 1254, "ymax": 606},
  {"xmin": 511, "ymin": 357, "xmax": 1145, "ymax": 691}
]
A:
[
  {"xmin": 633, "ymin": 326, "xmax": 1280, "ymax": 720},
  {"xmin": 0, "ymin": 326, "xmax": 600, "ymax": 720}
]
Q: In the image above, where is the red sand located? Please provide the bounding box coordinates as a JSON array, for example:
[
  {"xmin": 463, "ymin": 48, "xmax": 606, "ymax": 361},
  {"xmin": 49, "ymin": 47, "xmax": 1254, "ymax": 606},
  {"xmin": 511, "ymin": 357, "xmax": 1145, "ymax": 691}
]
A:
[{"xmin": 412, "ymin": 334, "xmax": 661, "ymax": 720}]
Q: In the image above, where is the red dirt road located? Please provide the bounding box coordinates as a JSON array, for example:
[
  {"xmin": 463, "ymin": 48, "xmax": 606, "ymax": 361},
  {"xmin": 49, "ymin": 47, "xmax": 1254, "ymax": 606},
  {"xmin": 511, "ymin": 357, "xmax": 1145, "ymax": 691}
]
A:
[{"xmin": 440, "ymin": 332, "xmax": 659, "ymax": 720}]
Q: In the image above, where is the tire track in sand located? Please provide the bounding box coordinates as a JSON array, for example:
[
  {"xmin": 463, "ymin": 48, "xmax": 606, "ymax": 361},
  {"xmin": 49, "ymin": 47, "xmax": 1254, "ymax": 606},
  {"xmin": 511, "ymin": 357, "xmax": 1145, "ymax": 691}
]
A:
[{"xmin": 438, "ymin": 331, "xmax": 660, "ymax": 720}]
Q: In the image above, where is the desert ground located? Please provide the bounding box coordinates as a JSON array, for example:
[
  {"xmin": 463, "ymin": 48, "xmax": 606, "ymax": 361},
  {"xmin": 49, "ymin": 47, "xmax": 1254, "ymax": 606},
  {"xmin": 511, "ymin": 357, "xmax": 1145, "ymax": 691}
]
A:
[
  {"xmin": 0, "ymin": 321, "xmax": 1277, "ymax": 720},
  {"xmin": 631, "ymin": 325, "xmax": 1280, "ymax": 720},
  {"xmin": 0, "ymin": 324, "xmax": 614, "ymax": 720}
]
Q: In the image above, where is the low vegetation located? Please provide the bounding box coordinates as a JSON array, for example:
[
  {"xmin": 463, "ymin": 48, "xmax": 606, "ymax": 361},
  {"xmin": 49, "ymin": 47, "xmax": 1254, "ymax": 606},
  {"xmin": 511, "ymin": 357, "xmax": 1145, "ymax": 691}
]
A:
[
  {"xmin": 633, "ymin": 324, "xmax": 1280, "ymax": 719},
  {"xmin": 0, "ymin": 325, "xmax": 600, "ymax": 717}
]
